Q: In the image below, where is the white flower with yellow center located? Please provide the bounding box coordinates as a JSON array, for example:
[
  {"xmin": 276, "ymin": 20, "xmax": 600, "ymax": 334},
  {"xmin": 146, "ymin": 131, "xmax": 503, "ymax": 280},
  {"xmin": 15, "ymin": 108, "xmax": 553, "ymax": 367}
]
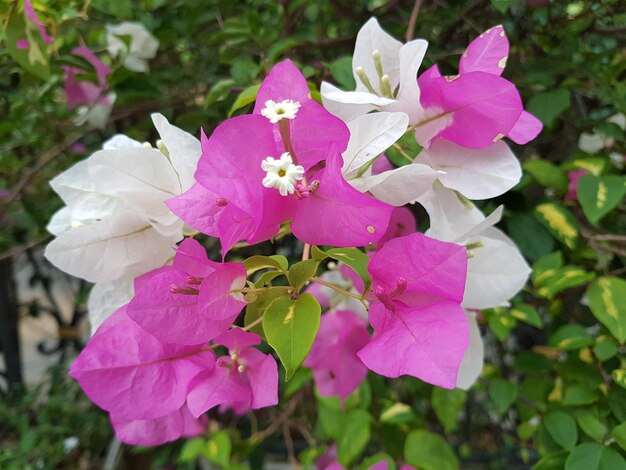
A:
[
  {"xmin": 261, "ymin": 152, "xmax": 305, "ymax": 196},
  {"xmin": 261, "ymin": 99, "xmax": 301, "ymax": 123}
]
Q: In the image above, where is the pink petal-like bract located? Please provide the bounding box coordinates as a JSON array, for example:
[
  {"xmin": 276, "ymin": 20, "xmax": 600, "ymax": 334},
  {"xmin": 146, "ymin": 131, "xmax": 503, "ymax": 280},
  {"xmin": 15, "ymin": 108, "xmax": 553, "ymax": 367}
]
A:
[
  {"xmin": 369, "ymin": 232, "xmax": 467, "ymax": 305},
  {"xmin": 507, "ymin": 110, "xmax": 543, "ymax": 144},
  {"xmin": 292, "ymin": 153, "xmax": 393, "ymax": 246},
  {"xmin": 567, "ymin": 169, "xmax": 588, "ymax": 201},
  {"xmin": 187, "ymin": 329, "xmax": 278, "ymax": 417},
  {"xmin": 253, "ymin": 59, "xmax": 311, "ymax": 111},
  {"xmin": 127, "ymin": 238, "xmax": 245, "ymax": 344},
  {"xmin": 304, "ymin": 310, "xmax": 370, "ymax": 401},
  {"xmin": 357, "ymin": 301, "xmax": 469, "ymax": 388},
  {"xmin": 64, "ymin": 47, "xmax": 111, "ymax": 109},
  {"xmin": 69, "ymin": 306, "xmax": 215, "ymax": 422},
  {"xmin": 173, "ymin": 237, "xmax": 219, "ymax": 277},
  {"xmin": 377, "ymin": 206, "xmax": 417, "ymax": 247},
  {"xmin": 111, "ymin": 405, "xmax": 207, "ymax": 446},
  {"xmin": 358, "ymin": 233, "xmax": 470, "ymax": 387},
  {"xmin": 166, "ymin": 183, "xmax": 226, "ymax": 238},
  {"xmin": 187, "ymin": 365, "xmax": 251, "ymax": 418},
  {"xmin": 417, "ymin": 71, "xmax": 523, "ymax": 149},
  {"xmin": 459, "ymin": 25, "xmax": 509, "ymax": 76},
  {"xmin": 171, "ymin": 60, "xmax": 357, "ymax": 253},
  {"xmin": 198, "ymin": 262, "xmax": 247, "ymax": 321},
  {"xmin": 24, "ymin": 0, "xmax": 54, "ymax": 44}
]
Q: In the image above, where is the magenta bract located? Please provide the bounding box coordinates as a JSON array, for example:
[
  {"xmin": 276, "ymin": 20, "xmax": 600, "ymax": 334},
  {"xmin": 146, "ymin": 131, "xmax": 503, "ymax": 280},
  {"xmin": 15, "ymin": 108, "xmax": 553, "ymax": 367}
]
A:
[
  {"xmin": 69, "ymin": 306, "xmax": 216, "ymax": 423},
  {"xmin": 64, "ymin": 47, "xmax": 111, "ymax": 109},
  {"xmin": 357, "ymin": 233, "xmax": 469, "ymax": 388},
  {"xmin": 187, "ymin": 329, "xmax": 278, "ymax": 417},
  {"xmin": 169, "ymin": 60, "xmax": 393, "ymax": 253},
  {"xmin": 416, "ymin": 25, "xmax": 542, "ymax": 149},
  {"xmin": 127, "ymin": 238, "xmax": 246, "ymax": 345},
  {"xmin": 304, "ymin": 310, "xmax": 370, "ymax": 401}
]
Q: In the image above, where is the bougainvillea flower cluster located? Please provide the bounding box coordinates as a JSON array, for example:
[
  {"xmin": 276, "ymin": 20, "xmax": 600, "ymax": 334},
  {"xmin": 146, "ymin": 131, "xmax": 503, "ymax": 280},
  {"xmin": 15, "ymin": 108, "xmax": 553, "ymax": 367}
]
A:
[
  {"xmin": 168, "ymin": 60, "xmax": 394, "ymax": 254},
  {"xmin": 48, "ymin": 17, "xmax": 541, "ymax": 447}
]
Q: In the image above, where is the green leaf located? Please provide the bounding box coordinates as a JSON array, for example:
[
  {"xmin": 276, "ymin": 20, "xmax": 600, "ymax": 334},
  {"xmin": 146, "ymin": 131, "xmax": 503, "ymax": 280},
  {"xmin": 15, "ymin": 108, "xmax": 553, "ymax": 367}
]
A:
[
  {"xmin": 506, "ymin": 213, "xmax": 555, "ymax": 262},
  {"xmin": 544, "ymin": 411, "xmax": 578, "ymax": 450},
  {"xmin": 486, "ymin": 309, "xmax": 517, "ymax": 341},
  {"xmin": 577, "ymin": 414, "xmax": 606, "ymax": 441},
  {"xmin": 511, "ymin": 304, "xmax": 543, "ymax": 328},
  {"xmin": 244, "ymin": 255, "xmax": 288, "ymax": 275},
  {"xmin": 315, "ymin": 247, "xmax": 371, "ymax": 291},
  {"xmin": 380, "ymin": 402, "xmax": 416, "ymax": 425},
  {"xmin": 337, "ymin": 410, "xmax": 371, "ymax": 466},
  {"xmin": 534, "ymin": 266, "xmax": 595, "ymax": 299},
  {"xmin": 359, "ymin": 454, "xmax": 396, "ymax": 470},
  {"xmin": 548, "ymin": 324, "xmax": 593, "ymax": 351},
  {"xmin": 404, "ymin": 429, "xmax": 459, "ymax": 470},
  {"xmin": 527, "ymin": 89, "xmax": 571, "ymax": 127},
  {"xmin": 205, "ymin": 78, "xmax": 236, "ymax": 107},
  {"xmin": 288, "ymin": 259, "xmax": 321, "ymax": 292},
  {"xmin": 594, "ymin": 338, "xmax": 617, "ymax": 362},
  {"xmin": 593, "ymin": 341, "xmax": 617, "ymax": 362},
  {"xmin": 263, "ymin": 293, "xmax": 321, "ymax": 380},
  {"xmin": 565, "ymin": 443, "xmax": 626, "ymax": 470},
  {"xmin": 244, "ymin": 290, "xmax": 289, "ymax": 336},
  {"xmin": 532, "ymin": 451, "xmax": 569, "ymax": 470},
  {"xmin": 612, "ymin": 422, "xmax": 626, "ymax": 451},
  {"xmin": 577, "ymin": 174, "xmax": 626, "ymax": 224},
  {"xmin": 534, "ymin": 202, "xmax": 579, "ymax": 249},
  {"xmin": 4, "ymin": 6, "xmax": 51, "ymax": 79},
  {"xmin": 488, "ymin": 379, "xmax": 518, "ymax": 413},
  {"xmin": 524, "ymin": 160, "xmax": 569, "ymax": 194},
  {"xmin": 91, "ymin": 0, "xmax": 133, "ymax": 16},
  {"xmin": 432, "ymin": 388, "xmax": 466, "ymax": 433},
  {"xmin": 254, "ymin": 270, "xmax": 285, "ymax": 288},
  {"xmin": 586, "ymin": 277, "xmax": 626, "ymax": 343},
  {"xmin": 178, "ymin": 437, "xmax": 205, "ymax": 463},
  {"xmin": 490, "ymin": 0, "xmax": 517, "ymax": 13},
  {"xmin": 202, "ymin": 431, "xmax": 231, "ymax": 467},
  {"xmin": 228, "ymin": 83, "xmax": 261, "ymax": 117},
  {"xmin": 533, "ymin": 251, "xmax": 564, "ymax": 277},
  {"xmin": 316, "ymin": 395, "xmax": 343, "ymax": 439},
  {"xmin": 299, "ymin": 446, "xmax": 327, "ymax": 466},
  {"xmin": 329, "ymin": 56, "xmax": 356, "ymax": 90},
  {"xmin": 268, "ymin": 38, "xmax": 301, "ymax": 62},
  {"xmin": 613, "ymin": 369, "xmax": 626, "ymax": 390},
  {"xmin": 518, "ymin": 421, "xmax": 538, "ymax": 441},
  {"xmin": 562, "ymin": 385, "xmax": 598, "ymax": 406}
]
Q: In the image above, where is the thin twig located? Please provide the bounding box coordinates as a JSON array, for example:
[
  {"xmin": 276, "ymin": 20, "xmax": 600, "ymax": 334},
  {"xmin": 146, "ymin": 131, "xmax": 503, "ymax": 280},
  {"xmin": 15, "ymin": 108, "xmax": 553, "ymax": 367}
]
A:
[
  {"xmin": 406, "ymin": 0, "xmax": 424, "ymax": 42},
  {"xmin": 1, "ymin": 131, "xmax": 85, "ymax": 216},
  {"xmin": 250, "ymin": 393, "xmax": 301, "ymax": 444},
  {"xmin": 0, "ymin": 235, "xmax": 51, "ymax": 262},
  {"xmin": 242, "ymin": 315, "xmax": 264, "ymax": 332},
  {"xmin": 282, "ymin": 423, "xmax": 297, "ymax": 467}
]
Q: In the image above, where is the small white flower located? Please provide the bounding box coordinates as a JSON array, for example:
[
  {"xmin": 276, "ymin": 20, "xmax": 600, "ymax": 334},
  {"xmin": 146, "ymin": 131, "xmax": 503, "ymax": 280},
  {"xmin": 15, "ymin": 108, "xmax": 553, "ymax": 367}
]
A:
[
  {"xmin": 261, "ymin": 99, "xmax": 301, "ymax": 123},
  {"xmin": 106, "ymin": 22, "xmax": 159, "ymax": 73},
  {"xmin": 261, "ymin": 152, "xmax": 304, "ymax": 196}
]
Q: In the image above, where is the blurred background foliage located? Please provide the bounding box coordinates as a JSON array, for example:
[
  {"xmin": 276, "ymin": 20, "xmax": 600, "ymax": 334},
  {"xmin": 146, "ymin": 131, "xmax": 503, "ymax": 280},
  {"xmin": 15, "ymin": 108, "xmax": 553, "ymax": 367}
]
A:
[{"xmin": 1, "ymin": 0, "xmax": 625, "ymax": 468}]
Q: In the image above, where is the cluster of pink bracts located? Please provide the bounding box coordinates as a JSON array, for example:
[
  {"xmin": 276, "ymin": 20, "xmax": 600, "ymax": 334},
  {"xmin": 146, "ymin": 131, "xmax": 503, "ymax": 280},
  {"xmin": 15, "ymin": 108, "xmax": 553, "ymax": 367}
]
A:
[{"xmin": 67, "ymin": 22, "xmax": 541, "ymax": 450}]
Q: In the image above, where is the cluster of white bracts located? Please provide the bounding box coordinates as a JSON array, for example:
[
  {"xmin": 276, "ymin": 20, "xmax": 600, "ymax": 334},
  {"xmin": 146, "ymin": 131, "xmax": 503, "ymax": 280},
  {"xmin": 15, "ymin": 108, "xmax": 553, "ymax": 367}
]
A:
[{"xmin": 45, "ymin": 114, "xmax": 200, "ymax": 332}]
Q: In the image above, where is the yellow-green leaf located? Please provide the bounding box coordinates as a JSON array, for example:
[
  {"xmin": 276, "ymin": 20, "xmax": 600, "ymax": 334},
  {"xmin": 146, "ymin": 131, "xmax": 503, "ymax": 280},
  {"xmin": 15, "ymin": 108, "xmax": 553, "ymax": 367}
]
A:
[
  {"xmin": 586, "ymin": 276, "xmax": 626, "ymax": 343},
  {"xmin": 534, "ymin": 202, "xmax": 579, "ymax": 249},
  {"xmin": 263, "ymin": 293, "xmax": 320, "ymax": 380},
  {"xmin": 577, "ymin": 174, "xmax": 626, "ymax": 225}
]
